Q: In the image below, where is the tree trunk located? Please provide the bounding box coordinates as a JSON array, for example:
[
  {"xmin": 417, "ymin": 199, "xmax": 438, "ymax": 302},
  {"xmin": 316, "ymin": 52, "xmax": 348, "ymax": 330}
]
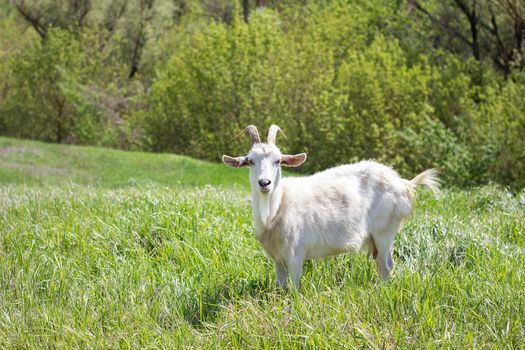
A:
[
  {"xmin": 454, "ymin": 0, "xmax": 481, "ymax": 61},
  {"xmin": 469, "ymin": 7, "xmax": 481, "ymax": 60},
  {"xmin": 243, "ymin": 0, "xmax": 249, "ymax": 23}
]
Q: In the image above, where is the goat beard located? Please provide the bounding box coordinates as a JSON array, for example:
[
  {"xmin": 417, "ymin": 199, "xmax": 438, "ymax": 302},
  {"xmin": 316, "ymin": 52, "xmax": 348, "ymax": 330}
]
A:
[{"xmin": 258, "ymin": 192, "xmax": 271, "ymax": 226}]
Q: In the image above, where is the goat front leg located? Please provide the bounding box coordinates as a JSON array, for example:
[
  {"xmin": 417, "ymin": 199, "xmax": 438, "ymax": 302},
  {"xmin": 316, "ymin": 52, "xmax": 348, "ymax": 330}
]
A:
[
  {"xmin": 275, "ymin": 262, "xmax": 288, "ymax": 289},
  {"xmin": 287, "ymin": 254, "xmax": 304, "ymax": 290}
]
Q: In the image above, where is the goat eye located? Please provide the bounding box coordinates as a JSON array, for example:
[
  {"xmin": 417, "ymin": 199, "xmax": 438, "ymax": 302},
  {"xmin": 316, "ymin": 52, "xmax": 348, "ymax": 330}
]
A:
[{"xmin": 275, "ymin": 160, "xmax": 281, "ymax": 165}]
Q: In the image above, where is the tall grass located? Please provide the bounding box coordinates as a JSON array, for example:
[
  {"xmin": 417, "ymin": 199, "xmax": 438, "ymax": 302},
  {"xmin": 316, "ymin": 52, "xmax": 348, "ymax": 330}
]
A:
[{"xmin": 0, "ymin": 138, "xmax": 523, "ymax": 348}]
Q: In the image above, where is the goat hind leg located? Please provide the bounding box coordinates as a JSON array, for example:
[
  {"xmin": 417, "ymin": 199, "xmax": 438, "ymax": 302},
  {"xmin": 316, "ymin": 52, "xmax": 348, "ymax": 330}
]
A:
[
  {"xmin": 372, "ymin": 233, "xmax": 395, "ymax": 280},
  {"xmin": 367, "ymin": 238, "xmax": 378, "ymax": 260}
]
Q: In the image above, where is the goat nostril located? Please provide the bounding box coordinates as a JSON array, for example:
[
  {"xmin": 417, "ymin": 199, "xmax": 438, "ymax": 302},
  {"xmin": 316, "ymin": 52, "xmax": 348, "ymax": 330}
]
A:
[{"xmin": 258, "ymin": 179, "xmax": 271, "ymax": 188}]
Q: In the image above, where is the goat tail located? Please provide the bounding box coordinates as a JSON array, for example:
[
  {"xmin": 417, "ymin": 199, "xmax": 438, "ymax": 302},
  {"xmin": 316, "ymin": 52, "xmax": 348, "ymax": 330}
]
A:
[{"xmin": 410, "ymin": 169, "xmax": 441, "ymax": 195}]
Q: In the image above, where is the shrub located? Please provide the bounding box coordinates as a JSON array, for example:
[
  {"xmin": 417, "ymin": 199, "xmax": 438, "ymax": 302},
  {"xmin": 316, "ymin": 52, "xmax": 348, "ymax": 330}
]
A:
[
  {"xmin": 0, "ymin": 28, "xmax": 131, "ymax": 147},
  {"xmin": 141, "ymin": 3, "xmax": 525, "ymax": 188},
  {"xmin": 1, "ymin": 1, "xmax": 523, "ymax": 188}
]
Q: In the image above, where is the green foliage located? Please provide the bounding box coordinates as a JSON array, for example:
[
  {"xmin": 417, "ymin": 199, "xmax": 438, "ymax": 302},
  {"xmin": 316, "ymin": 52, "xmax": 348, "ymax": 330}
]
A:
[
  {"xmin": 142, "ymin": 3, "xmax": 525, "ymax": 187},
  {"xmin": 0, "ymin": 28, "xmax": 132, "ymax": 146},
  {"xmin": 0, "ymin": 0, "xmax": 524, "ymax": 188}
]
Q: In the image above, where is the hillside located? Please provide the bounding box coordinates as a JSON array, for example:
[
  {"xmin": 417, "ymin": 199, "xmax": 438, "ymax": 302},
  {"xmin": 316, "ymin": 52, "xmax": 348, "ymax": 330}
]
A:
[{"xmin": 0, "ymin": 137, "xmax": 248, "ymax": 188}]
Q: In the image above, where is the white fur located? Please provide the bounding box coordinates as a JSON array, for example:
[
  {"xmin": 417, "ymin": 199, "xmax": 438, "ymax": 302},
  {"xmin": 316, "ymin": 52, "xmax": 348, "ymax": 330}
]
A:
[
  {"xmin": 258, "ymin": 193, "xmax": 271, "ymax": 225},
  {"xmin": 224, "ymin": 135, "xmax": 439, "ymax": 290}
]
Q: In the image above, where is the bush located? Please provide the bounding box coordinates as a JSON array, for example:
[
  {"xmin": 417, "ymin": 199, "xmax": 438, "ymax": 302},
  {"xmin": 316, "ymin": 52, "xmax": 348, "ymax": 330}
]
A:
[
  {"xmin": 0, "ymin": 28, "xmax": 133, "ymax": 147},
  {"xmin": 1, "ymin": 1, "xmax": 523, "ymax": 188},
  {"xmin": 139, "ymin": 2, "xmax": 525, "ymax": 188}
]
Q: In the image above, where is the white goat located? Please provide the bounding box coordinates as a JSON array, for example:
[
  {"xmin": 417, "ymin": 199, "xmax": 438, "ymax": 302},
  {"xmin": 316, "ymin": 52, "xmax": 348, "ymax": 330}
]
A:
[{"xmin": 222, "ymin": 125, "xmax": 439, "ymax": 289}]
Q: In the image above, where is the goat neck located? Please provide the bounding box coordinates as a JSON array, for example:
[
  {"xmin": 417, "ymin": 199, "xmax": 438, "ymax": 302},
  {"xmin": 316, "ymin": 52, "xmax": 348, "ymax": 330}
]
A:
[{"xmin": 250, "ymin": 168, "xmax": 284, "ymax": 231}]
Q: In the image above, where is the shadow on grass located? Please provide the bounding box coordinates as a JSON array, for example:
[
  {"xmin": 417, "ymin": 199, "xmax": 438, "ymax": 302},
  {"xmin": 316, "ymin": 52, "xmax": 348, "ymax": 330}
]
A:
[
  {"xmin": 181, "ymin": 254, "xmax": 391, "ymax": 329},
  {"xmin": 181, "ymin": 276, "xmax": 276, "ymax": 328}
]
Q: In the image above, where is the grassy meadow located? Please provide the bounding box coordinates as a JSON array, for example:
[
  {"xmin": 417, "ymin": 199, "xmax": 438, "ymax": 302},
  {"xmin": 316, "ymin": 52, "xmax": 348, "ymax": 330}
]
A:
[{"xmin": 0, "ymin": 137, "xmax": 524, "ymax": 348}]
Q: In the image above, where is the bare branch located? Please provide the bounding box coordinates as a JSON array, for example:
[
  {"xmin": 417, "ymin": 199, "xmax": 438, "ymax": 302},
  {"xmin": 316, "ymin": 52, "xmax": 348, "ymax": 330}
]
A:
[
  {"xmin": 453, "ymin": 0, "xmax": 481, "ymax": 60},
  {"xmin": 408, "ymin": 0, "xmax": 473, "ymax": 47},
  {"xmin": 73, "ymin": 0, "xmax": 92, "ymax": 27},
  {"xmin": 11, "ymin": 0, "xmax": 47, "ymax": 39},
  {"xmin": 105, "ymin": 0, "xmax": 128, "ymax": 33}
]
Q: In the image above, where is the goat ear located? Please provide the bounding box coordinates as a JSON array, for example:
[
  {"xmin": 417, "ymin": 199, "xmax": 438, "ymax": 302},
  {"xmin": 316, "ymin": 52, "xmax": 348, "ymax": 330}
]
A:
[
  {"xmin": 222, "ymin": 155, "xmax": 249, "ymax": 168},
  {"xmin": 281, "ymin": 153, "xmax": 307, "ymax": 167}
]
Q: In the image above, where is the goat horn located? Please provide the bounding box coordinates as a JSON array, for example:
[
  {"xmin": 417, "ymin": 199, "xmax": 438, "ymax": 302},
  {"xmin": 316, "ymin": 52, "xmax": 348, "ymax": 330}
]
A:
[
  {"xmin": 235, "ymin": 125, "xmax": 260, "ymax": 145},
  {"xmin": 244, "ymin": 125, "xmax": 261, "ymax": 145},
  {"xmin": 267, "ymin": 124, "xmax": 286, "ymax": 145}
]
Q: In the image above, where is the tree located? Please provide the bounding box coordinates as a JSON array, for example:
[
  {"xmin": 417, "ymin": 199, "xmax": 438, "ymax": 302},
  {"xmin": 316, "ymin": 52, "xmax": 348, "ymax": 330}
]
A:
[
  {"xmin": 242, "ymin": 0, "xmax": 266, "ymax": 23},
  {"xmin": 11, "ymin": 0, "xmax": 92, "ymax": 39},
  {"xmin": 409, "ymin": 0, "xmax": 525, "ymax": 76},
  {"xmin": 10, "ymin": 0, "xmax": 170, "ymax": 79}
]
